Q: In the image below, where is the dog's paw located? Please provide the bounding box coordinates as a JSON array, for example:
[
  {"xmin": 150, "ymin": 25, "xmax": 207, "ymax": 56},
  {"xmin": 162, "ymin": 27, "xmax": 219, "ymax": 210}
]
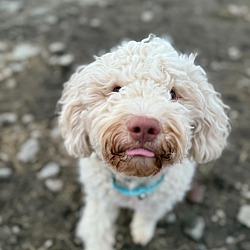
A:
[{"xmin": 131, "ymin": 222, "xmax": 155, "ymax": 246}]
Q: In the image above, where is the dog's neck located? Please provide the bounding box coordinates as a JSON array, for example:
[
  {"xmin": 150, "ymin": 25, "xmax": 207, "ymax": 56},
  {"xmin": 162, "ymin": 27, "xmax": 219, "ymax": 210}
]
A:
[
  {"xmin": 108, "ymin": 168, "xmax": 168, "ymax": 199},
  {"xmin": 112, "ymin": 170, "xmax": 167, "ymax": 190}
]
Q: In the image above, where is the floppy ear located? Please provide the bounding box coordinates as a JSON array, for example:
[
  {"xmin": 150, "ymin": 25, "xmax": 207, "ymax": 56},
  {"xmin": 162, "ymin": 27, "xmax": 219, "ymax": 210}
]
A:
[
  {"xmin": 57, "ymin": 66, "xmax": 92, "ymax": 157},
  {"xmin": 190, "ymin": 82, "xmax": 231, "ymax": 164},
  {"xmin": 178, "ymin": 54, "xmax": 230, "ymax": 164}
]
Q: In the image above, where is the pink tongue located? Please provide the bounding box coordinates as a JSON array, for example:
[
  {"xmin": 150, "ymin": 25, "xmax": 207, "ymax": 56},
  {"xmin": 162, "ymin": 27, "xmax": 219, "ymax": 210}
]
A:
[{"xmin": 126, "ymin": 148, "xmax": 155, "ymax": 157}]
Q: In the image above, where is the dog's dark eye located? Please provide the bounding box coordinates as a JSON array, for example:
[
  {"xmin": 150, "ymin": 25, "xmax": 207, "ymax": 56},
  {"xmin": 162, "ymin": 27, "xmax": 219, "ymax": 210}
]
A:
[
  {"xmin": 169, "ymin": 89, "xmax": 177, "ymax": 101},
  {"xmin": 113, "ymin": 86, "xmax": 122, "ymax": 92}
]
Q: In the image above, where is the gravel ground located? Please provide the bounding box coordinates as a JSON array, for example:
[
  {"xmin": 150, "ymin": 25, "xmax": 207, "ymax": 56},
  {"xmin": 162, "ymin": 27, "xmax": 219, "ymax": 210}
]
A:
[{"xmin": 0, "ymin": 0, "xmax": 250, "ymax": 249}]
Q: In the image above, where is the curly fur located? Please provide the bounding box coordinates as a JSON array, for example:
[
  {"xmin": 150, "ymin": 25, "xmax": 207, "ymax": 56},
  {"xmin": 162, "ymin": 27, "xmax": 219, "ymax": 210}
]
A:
[{"xmin": 58, "ymin": 35, "xmax": 230, "ymax": 250}]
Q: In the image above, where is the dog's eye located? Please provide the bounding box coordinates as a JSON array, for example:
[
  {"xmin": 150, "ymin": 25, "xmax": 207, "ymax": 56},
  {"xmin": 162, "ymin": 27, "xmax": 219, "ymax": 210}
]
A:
[
  {"xmin": 113, "ymin": 86, "xmax": 122, "ymax": 92},
  {"xmin": 169, "ymin": 89, "xmax": 178, "ymax": 101}
]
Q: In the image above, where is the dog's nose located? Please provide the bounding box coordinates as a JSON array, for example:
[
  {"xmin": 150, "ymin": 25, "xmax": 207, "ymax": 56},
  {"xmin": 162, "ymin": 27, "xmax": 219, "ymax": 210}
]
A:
[{"xmin": 127, "ymin": 117, "xmax": 160, "ymax": 142}]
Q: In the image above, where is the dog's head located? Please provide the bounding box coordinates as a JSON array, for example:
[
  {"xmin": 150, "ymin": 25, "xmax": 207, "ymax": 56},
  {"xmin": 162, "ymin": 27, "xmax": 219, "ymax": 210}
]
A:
[{"xmin": 58, "ymin": 35, "xmax": 230, "ymax": 177}]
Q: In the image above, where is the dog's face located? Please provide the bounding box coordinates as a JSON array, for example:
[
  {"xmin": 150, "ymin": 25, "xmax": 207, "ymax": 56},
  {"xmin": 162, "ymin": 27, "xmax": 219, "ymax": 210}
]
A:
[{"xmin": 58, "ymin": 36, "xmax": 230, "ymax": 177}]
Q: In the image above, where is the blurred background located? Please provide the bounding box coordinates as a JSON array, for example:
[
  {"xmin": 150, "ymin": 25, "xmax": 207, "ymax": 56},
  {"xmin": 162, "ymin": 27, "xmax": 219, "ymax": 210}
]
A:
[{"xmin": 0, "ymin": 0, "xmax": 250, "ymax": 249}]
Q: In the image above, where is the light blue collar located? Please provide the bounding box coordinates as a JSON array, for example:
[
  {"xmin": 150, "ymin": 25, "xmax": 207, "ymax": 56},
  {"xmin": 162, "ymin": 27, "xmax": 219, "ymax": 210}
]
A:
[{"xmin": 112, "ymin": 175, "xmax": 164, "ymax": 199}]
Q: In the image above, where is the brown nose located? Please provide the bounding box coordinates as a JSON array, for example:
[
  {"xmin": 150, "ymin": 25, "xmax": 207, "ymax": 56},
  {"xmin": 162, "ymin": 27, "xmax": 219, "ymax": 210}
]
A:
[{"xmin": 127, "ymin": 117, "xmax": 160, "ymax": 142}]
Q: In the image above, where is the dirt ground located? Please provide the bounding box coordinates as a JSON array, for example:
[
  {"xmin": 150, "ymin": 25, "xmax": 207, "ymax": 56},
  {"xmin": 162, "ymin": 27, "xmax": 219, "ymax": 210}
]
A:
[{"xmin": 0, "ymin": 0, "xmax": 250, "ymax": 249}]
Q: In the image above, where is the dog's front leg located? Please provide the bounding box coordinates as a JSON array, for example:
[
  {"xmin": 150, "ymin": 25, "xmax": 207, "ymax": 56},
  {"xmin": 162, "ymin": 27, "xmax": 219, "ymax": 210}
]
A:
[
  {"xmin": 130, "ymin": 208, "xmax": 166, "ymax": 246},
  {"xmin": 76, "ymin": 197, "xmax": 119, "ymax": 250}
]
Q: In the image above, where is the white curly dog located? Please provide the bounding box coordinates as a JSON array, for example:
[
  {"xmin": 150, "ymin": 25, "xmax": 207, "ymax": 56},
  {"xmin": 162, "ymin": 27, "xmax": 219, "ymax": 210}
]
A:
[{"xmin": 58, "ymin": 35, "xmax": 230, "ymax": 250}]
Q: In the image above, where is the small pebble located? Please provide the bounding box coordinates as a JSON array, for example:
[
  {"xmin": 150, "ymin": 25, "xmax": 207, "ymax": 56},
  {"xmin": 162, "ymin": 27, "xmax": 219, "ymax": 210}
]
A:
[
  {"xmin": 21, "ymin": 114, "xmax": 34, "ymax": 124},
  {"xmin": 0, "ymin": 1, "xmax": 22, "ymax": 13},
  {"xmin": 48, "ymin": 42, "xmax": 65, "ymax": 54},
  {"xmin": 44, "ymin": 239, "xmax": 53, "ymax": 248},
  {"xmin": 228, "ymin": 46, "xmax": 242, "ymax": 61},
  {"xmin": 0, "ymin": 167, "xmax": 13, "ymax": 179},
  {"xmin": 12, "ymin": 225, "xmax": 20, "ymax": 234},
  {"xmin": 57, "ymin": 54, "xmax": 74, "ymax": 66},
  {"xmin": 37, "ymin": 162, "xmax": 60, "ymax": 179},
  {"xmin": 187, "ymin": 182, "xmax": 206, "ymax": 204},
  {"xmin": 141, "ymin": 10, "xmax": 154, "ymax": 22},
  {"xmin": 237, "ymin": 204, "xmax": 250, "ymax": 228},
  {"xmin": 46, "ymin": 15, "xmax": 58, "ymax": 25},
  {"xmin": 184, "ymin": 216, "xmax": 205, "ymax": 241},
  {"xmin": 9, "ymin": 63, "xmax": 25, "ymax": 73},
  {"xmin": 226, "ymin": 236, "xmax": 235, "ymax": 245},
  {"xmin": 0, "ymin": 67, "xmax": 13, "ymax": 82},
  {"xmin": 9, "ymin": 43, "xmax": 41, "ymax": 61},
  {"xmin": 0, "ymin": 152, "xmax": 9, "ymax": 162},
  {"xmin": 17, "ymin": 138, "xmax": 40, "ymax": 163},
  {"xmin": 196, "ymin": 244, "xmax": 207, "ymax": 250},
  {"xmin": 90, "ymin": 18, "xmax": 101, "ymax": 28},
  {"xmin": 0, "ymin": 112, "xmax": 17, "ymax": 126},
  {"xmin": 227, "ymin": 4, "xmax": 249, "ymax": 17},
  {"xmin": 31, "ymin": 130, "xmax": 43, "ymax": 138},
  {"xmin": 165, "ymin": 212, "xmax": 177, "ymax": 224},
  {"xmin": 45, "ymin": 179, "xmax": 63, "ymax": 192}
]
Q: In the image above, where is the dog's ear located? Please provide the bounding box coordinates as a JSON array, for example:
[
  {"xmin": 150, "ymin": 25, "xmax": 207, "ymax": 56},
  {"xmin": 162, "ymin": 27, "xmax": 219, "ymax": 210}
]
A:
[
  {"xmin": 178, "ymin": 55, "xmax": 230, "ymax": 164},
  {"xmin": 57, "ymin": 67, "xmax": 92, "ymax": 157},
  {"xmin": 189, "ymin": 81, "xmax": 230, "ymax": 164}
]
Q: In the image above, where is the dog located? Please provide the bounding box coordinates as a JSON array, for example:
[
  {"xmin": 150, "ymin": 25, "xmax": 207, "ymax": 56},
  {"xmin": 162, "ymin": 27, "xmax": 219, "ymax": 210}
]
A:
[{"xmin": 58, "ymin": 34, "xmax": 230, "ymax": 250}]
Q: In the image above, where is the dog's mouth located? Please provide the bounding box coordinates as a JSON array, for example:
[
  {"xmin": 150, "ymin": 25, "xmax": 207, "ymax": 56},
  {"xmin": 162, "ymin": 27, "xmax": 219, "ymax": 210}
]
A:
[{"xmin": 126, "ymin": 148, "xmax": 155, "ymax": 158}]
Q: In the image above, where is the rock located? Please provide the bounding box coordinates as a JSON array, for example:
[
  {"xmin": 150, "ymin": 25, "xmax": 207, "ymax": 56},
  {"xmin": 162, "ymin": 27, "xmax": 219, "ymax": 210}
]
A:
[
  {"xmin": 37, "ymin": 162, "xmax": 60, "ymax": 179},
  {"xmin": 184, "ymin": 216, "xmax": 205, "ymax": 241},
  {"xmin": 196, "ymin": 244, "xmax": 207, "ymax": 250},
  {"xmin": 57, "ymin": 54, "xmax": 74, "ymax": 66},
  {"xmin": 48, "ymin": 42, "xmax": 65, "ymax": 54},
  {"xmin": 0, "ymin": 167, "xmax": 13, "ymax": 179},
  {"xmin": 9, "ymin": 43, "xmax": 41, "ymax": 61},
  {"xmin": 11, "ymin": 225, "xmax": 20, "ymax": 234},
  {"xmin": 226, "ymin": 236, "xmax": 235, "ymax": 244},
  {"xmin": 165, "ymin": 212, "xmax": 177, "ymax": 224},
  {"xmin": 228, "ymin": 47, "xmax": 242, "ymax": 61},
  {"xmin": 0, "ymin": 67, "xmax": 13, "ymax": 82},
  {"xmin": 31, "ymin": 130, "xmax": 43, "ymax": 139},
  {"xmin": 44, "ymin": 239, "xmax": 53, "ymax": 248},
  {"xmin": 237, "ymin": 205, "xmax": 250, "ymax": 228},
  {"xmin": 211, "ymin": 209, "xmax": 227, "ymax": 225},
  {"xmin": 90, "ymin": 18, "xmax": 101, "ymax": 28},
  {"xmin": 227, "ymin": 4, "xmax": 249, "ymax": 18},
  {"xmin": 0, "ymin": 152, "xmax": 9, "ymax": 162},
  {"xmin": 45, "ymin": 15, "xmax": 58, "ymax": 25},
  {"xmin": 21, "ymin": 114, "xmax": 34, "ymax": 124},
  {"xmin": 187, "ymin": 182, "xmax": 206, "ymax": 204},
  {"xmin": 17, "ymin": 138, "xmax": 40, "ymax": 163},
  {"xmin": 0, "ymin": 112, "xmax": 17, "ymax": 126},
  {"xmin": 9, "ymin": 63, "xmax": 25, "ymax": 73},
  {"xmin": 0, "ymin": 1, "xmax": 22, "ymax": 14},
  {"xmin": 45, "ymin": 179, "xmax": 63, "ymax": 192},
  {"xmin": 141, "ymin": 10, "xmax": 154, "ymax": 22}
]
